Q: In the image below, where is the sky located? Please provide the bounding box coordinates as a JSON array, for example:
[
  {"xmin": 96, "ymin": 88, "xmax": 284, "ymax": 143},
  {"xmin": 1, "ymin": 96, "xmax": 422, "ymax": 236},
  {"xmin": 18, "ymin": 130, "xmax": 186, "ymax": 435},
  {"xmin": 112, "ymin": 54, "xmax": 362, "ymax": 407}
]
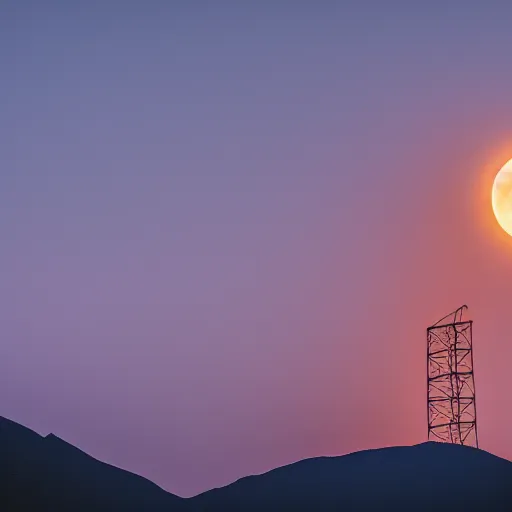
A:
[{"xmin": 2, "ymin": 2, "xmax": 512, "ymax": 498}]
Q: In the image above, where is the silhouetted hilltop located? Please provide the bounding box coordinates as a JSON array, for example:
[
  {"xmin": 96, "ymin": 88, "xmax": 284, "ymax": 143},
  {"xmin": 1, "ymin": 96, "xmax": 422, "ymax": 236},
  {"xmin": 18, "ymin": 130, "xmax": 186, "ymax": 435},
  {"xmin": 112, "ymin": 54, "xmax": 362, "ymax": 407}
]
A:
[
  {"xmin": 2, "ymin": 415, "xmax": 512, "ymax": 511},
  {"xmin": 1, "ymin": 416, "xmax": 186, "ymax": 511},
  {"xmin": 193, "ymin": 441, "xmax": 512, "ymax": 511}
]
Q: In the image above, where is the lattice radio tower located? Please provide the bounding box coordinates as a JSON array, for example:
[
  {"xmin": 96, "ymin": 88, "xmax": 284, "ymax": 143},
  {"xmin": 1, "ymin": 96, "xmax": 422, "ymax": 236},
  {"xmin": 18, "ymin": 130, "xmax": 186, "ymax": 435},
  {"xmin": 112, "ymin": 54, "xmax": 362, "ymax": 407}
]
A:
[{"xmin": 427, "ymin": 305, "xmax": 478, "ymax": 447}]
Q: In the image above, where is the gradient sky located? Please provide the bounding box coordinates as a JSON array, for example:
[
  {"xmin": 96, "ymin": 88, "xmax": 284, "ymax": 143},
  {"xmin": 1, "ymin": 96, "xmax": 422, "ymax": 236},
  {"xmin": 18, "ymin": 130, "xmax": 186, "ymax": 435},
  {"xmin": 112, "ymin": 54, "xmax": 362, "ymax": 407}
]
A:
[{"xmin": 2, "ymin": 2, "xmax": 512, "ymax": 497}]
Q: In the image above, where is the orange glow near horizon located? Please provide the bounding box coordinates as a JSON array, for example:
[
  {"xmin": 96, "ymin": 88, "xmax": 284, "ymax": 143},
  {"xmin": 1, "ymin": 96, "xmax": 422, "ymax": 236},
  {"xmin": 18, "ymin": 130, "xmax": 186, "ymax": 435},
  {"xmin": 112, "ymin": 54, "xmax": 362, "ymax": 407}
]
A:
[{"xmin": 492, "ymin": 158, "xmax": 512, "ymax": 237}]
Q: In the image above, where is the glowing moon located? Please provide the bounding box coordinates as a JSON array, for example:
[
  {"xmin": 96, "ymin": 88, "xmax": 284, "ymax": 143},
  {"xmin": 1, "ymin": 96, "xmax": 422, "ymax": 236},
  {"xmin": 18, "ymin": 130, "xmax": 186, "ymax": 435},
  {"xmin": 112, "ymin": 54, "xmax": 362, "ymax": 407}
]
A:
[{"xmin": 492, "ymin": 158, "xmax": 512, "ymax": 237}]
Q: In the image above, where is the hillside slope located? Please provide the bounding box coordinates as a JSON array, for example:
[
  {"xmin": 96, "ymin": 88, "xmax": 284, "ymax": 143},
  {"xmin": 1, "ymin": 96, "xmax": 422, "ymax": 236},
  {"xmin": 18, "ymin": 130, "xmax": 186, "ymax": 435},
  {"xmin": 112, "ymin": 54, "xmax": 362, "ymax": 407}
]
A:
[
  {"xmin": 191, "ymin": 441, "xmax": 512, "ymax": 511},
  {"xmin": 1, "ymin": 416, "xmax": 186, "ymax": 511},
  {"xmin": 2, "ymin": 415, "xmax": 511, "ymax": 511}
]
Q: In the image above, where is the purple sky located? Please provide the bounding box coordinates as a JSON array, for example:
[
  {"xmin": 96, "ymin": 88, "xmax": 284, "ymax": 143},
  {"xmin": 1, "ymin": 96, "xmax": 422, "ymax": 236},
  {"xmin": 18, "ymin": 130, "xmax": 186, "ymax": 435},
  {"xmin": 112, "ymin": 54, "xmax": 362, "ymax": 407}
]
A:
[{"xmin": 2, "ymin": 3, "xmax": 512, "ymax": 497}]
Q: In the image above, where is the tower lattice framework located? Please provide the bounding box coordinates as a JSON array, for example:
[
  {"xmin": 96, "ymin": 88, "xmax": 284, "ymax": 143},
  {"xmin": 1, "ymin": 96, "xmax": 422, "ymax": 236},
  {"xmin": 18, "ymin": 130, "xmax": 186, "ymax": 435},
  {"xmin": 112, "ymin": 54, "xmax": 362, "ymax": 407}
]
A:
[{"xmin": 427, "ymin": 305, "xmax": 478, "ymax": 448}]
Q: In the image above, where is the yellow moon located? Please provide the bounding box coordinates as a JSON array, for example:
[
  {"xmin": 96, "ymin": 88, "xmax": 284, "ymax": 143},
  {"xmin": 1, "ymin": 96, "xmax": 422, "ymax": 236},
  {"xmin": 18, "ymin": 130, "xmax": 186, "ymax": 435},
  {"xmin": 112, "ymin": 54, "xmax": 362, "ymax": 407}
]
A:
[{"xmin": 492, "ymin": 158, "xmax": 512, "ymax": 237}]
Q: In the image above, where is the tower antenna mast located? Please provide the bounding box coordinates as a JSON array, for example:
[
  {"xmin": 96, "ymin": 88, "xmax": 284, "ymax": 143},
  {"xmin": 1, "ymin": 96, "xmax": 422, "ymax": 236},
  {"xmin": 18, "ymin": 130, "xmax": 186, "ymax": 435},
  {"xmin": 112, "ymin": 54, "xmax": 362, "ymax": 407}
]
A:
[{"xmin": 427, "ymin": 305, "xmax": 478, "ymax": 447}]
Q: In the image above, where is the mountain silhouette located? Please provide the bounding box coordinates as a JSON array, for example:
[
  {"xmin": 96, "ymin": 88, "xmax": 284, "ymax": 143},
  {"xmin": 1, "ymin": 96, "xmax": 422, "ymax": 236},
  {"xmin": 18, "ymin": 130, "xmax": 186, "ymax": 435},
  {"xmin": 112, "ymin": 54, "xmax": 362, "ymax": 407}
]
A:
[
  {"xmin": 193, "ymin": 441, "xmax": 512, "ymax": 511},
  {"xmin": 1, "ymin": 416, "xmax": 186, "ymax": 511},
  {"xmin": 2, "ymin": 415, "xmax": 512, "ymax": 511}
]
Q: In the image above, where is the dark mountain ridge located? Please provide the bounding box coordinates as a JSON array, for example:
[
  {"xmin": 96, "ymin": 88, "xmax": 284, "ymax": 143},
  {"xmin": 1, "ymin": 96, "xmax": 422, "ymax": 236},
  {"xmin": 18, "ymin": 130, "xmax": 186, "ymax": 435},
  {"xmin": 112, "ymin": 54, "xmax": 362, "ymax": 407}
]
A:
[
  {"xmin": 1, "ymin": 416, "xmax": 185, "ymax": 511},
  {"xmin": 2, "ymin": 415, "xmax": 511, "ymax": 511},
  {"xmin": 194, "ymin": 441, "xmax": 512, "ymax": 511}
]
